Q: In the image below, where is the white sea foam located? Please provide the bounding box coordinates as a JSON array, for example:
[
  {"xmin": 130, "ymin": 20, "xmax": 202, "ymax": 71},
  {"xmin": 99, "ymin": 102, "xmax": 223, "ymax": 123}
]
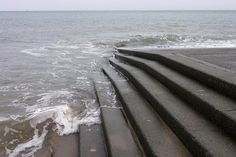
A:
[
  {"xmin": 28, "ymin": 102, "xmax": 99, "ymax": 137},
  {"xmin": 77, "ymin": 76, "xmax": 88, "ymax": 80},
  {"xmin": 80, "ymin": 42, "xmax": 105, "ymax": 55},
  {"xmin": 0, "ymin": 86, "xmax": 10, "ymax": 92},
  {"xmin": 21, "ymin": 49, "xmax": 46, "ymax": 57},
  {"xmin": 115, "ymin": 35, "xmax": 236, "ymax": 49},
  {"xmin": 9, "ymin": 115, "xmax": 22, "ymax": 121},
  {"xmin": 50, "ymin": 72, "xmax": 59, "ymax": 78},
  {"xmin": 25, "ymin": 90, "xmax": 73, "ymax": 112},
  {"xmin": 5, "ymin": 101, "xmax": 100, "ymax": 157},
  {"xmin": 0, "ymin": 83, "xmax": 31, "ymax": 92},
  {"xmin": 6, "ymin": 123, "xmax": 49, "ymax": 157},
  {"xmin": 50, "ymin": 42, "xmax": 80, "ymax": 49},
  {"xmin": 4, "ymin": 127, "xmax": 21, "ymax": 137},
  {"xmin": 26, "ymin": 105, "xmax": 82, "ymax": 135},
  {"xmin": 24, "ymin": 91, "xmax": 100, "ymax": 135},
  {"xmin": 76, "ymin": 56, "xmax": 88, "ymax": 59},
  {"xmin": 21, "ymin": 42, "xmax": 79, "ymax": 58}
]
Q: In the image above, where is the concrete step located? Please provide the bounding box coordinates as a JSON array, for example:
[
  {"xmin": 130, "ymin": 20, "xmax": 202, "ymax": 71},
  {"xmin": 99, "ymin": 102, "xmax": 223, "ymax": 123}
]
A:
[
  {"xmin": 115, "ymin": 53, "xmax": 236, "ymax": 138},
  {"xmin": 93, "ymin": 73, "xmax": 142, "ymax": 157},
  {"xmin": 79, "ymin": 125, "xmax": 107, "ymax": 157},
  {"xmin": 109, "ymin": 58, "xmax": 236, "ymax": 157},
  {"xmin": 103, "ymin": 66, "xmax": 191, "ymax": 157},
  {"xmin": 117, "ymin": 48, "xmax": 236, "ymax": 99},
  {"xmin": 79, "ymin": 78, "xmax": 107, "ymax": 157}
]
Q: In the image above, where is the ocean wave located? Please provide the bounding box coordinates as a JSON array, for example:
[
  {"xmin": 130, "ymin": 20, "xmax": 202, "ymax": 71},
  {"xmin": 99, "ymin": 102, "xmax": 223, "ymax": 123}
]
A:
[
  {"xmin": 114, "ymin": 34, "xmax": 186, "ymax": 47},
  {"xmin": 20, "ymin": 41, "xmax": 80, "ymax": 58},
  {"xmin": 80, "ymin": 42, "xmax": 103, "ymax": 55},
  {"xmin": 5, "ymin": 123, "xmax": 49, "ymax": 157},
  {"xmin": 114, "ymin": 34, "xmax": 236, "ymax": 48},
  {"xmin": 1, "ymin": 102, "xmax": 100, "ymax": 157},
  {"xmin": 49, "ymin": 43, "xmax": 80, "ymax": 49},
  {"xmin": 0, "ymin": 87, "xmax": 101, "ymax": 157},
  {"xmin": 23, "ymin": 90, "xmax": 74, "ymax": 113}
]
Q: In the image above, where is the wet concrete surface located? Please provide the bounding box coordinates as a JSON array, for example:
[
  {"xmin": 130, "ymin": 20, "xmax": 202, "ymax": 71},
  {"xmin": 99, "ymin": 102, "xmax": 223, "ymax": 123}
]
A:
[{"xmin": 179, "ymin": 48, "xmax": 236, "ymax": 72}]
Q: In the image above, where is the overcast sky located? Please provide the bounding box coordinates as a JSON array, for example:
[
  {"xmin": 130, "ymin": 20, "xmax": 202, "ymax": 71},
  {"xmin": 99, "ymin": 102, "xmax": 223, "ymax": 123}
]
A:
[{"xmin": 0, "ymin": 0, "xmax": 236, "ymax": 11}]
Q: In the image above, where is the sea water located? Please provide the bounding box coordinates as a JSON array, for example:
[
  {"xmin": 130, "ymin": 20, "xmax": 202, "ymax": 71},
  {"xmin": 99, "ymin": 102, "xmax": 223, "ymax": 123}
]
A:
[{"xmin": 0, "ymin": 11, "xmax": 236, "ymax": 156}]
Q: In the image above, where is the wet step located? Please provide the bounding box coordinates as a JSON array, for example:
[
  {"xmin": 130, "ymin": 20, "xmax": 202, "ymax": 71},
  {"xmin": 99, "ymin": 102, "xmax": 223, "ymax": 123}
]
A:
[
  {"xmin": 102, "ymin": 66, "xmax": 192, "ymax": 157},
  {"xmin": 117, "ymin": 48, "xmax": 236, "ymax": 99},
  {"xmin": 109, "ymin": 58, "xmax": 236, "ymax": 157},
  {"xmin": 79, "ymin": 79, "xmax": 107, "ymax": 157},
  {"xmin": 93, "ymin": 73, "xmax": 142, "ymax": 157},
  {"xmin": 115, "ymin": 53, "xmax": 236, "ymax": 138},
  {"xmin": 79, "ymin": 125, "xmax": 107, "ymax": 157}
]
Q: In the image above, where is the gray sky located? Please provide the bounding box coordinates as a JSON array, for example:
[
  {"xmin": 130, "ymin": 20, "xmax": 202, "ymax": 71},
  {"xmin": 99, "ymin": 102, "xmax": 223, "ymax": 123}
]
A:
[{"xmin": 0, "ymin": 0, "xmax": 236, "ymax": 11}]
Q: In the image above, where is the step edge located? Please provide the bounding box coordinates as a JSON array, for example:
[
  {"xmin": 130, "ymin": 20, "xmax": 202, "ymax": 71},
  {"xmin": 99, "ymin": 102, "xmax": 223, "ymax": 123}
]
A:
[{"xmin": 115, "ymin": 53, "xmax": 236, "ymax": 138}]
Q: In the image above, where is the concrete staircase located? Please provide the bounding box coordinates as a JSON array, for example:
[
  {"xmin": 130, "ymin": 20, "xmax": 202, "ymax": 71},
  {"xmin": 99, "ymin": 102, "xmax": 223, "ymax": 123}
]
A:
[{"xmin": 82, "ymin": 48, "xmax": 236, "ymax": 157}]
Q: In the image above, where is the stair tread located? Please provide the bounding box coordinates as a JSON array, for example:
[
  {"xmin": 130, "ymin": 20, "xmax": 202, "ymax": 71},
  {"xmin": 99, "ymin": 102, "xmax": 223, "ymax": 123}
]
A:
[
  {"xmin": 117, "ymin": 48, "xmax": 236, "ymax": 99},
  {"xmin": 94, "ymin": 73, "xmax": 142, "ymax": 157},
  {"xmin": 118, "ymin": 48, "xmax": 236, "ymax": 84},
  {"xmin": 80, "ymin": 125, "xmax": 107, "ymax": 157},
  {"xmin": 101, "ymin": 108, "xmax": 142, "ymax": 157},
  {"xmin": 103, "ymin": 66, "xmax": 191, "ymax": 157},
  {"xmin": 109, "ymin": 58, "xmax": 236, "ymax": 157},
  {"xmin": 115, "ymin": 53, "xmax": 236, "ymax": 132},
  {"xmin": 93, "ymin": 72, "xmax": 121, "ymax": 108}
]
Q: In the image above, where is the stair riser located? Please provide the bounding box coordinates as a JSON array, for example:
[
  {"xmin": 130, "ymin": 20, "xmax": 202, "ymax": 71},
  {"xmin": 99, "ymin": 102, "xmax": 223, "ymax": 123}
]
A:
[
  {"xmin": 109, "ymin": 60, "xmax": 212, "ymax": 157},
  {"xmin": 118, "ymin": 49, "xmax": 236, "ymax": 100},
  {"xmin": 115, "ymin": 54, "xmax": 236, "ymax": 139}
]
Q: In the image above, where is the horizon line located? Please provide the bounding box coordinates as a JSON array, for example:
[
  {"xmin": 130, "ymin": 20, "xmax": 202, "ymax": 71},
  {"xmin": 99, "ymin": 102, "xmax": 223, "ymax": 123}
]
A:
[{"xmin": 0, "ymin": 9, "xmax": 236, "ymax": 12}]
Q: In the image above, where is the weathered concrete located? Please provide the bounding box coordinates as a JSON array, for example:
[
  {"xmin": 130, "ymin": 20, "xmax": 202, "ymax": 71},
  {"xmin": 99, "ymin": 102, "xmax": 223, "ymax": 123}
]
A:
[
  {"xmin": 93, "ymin": 72, "xmax": 121, "ymax": 109},
  {"xmin": 109, "ymin": 58, "xmax": 236, "ymax": 157},
  {"xmin": 117, "ymin": 48, "xmax": 236, "ymax": 99},
  {"xmin": 179, "ymin": 48, "xmax": 236, "ymax": 72},
  {"xmin": 80, "ymin": 125, "xmax": 107, "ymax": 157},
  {"xmin": 101, "ymin": 108, "xmax": 142, "ymax": 157},
  {"xmin": 103, "ymin": 66, "xmax": 192, "ymax": 157},
  {"xmin": 94, "ymin": 72, "xmax": 142, "ymax": 157},
  {"xmin": 118, "ymin": 48, "xmax": 236, "ymax": 72},
  {"xmin": 34, "ymin": 133, "xmax": 79, "ymax": 157},
  {"xmin": 115, "ymin": 53, "xmax": 236, "ymax": 138}
]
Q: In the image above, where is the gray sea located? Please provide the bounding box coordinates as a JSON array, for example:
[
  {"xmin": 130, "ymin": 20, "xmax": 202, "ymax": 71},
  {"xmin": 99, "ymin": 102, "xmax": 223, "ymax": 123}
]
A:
[{"xmin": 0, "ymin": 11, "xmax": 236, "ymax": 156}]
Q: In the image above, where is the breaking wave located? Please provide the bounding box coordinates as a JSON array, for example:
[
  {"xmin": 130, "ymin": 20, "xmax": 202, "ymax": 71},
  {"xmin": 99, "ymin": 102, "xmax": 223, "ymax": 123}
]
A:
[
  {"xmin": 1, "ymin": 102, "xmax": 100, "ymax": 157},
  {"xmin": 114, "ymin": 34, "xmax": 236, "ymax": 48},
  {"xmin": 0, "ymin": 87, "xmax": 101, "ymax": 157}
]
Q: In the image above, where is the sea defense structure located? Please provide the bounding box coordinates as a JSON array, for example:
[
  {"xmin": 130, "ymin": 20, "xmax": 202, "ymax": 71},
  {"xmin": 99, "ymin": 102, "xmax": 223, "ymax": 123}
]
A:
[{"xmin": 82, "ymin": 48, "xmax": 236, "ymax": 157}]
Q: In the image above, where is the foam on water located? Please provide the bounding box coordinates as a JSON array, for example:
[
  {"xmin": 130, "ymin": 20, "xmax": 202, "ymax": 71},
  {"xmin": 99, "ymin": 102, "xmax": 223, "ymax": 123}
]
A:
[
  {"xmin": 51, "ymin": 40, "xmax": 80, "ymax": 49},
  {"xmin": 50, "ymin": 44, "xmax": 80, "ymax": 50},
  {"xmin": 21, "ymin": 41, "xmax": 81, "ymax": 58},
  {"xmin": 115, "ymin": 35, "xmax": 236, "ymax": 49},
  {"xmin": 0, "ymin": 70, "xmax": 101, "ymax": 156},
  {"xmin": 21, "ymin": 49, "xmax": 46, "ymax": 57},
  {"xmin": 3, "ymin": 102, "xmax": 100, "ymax": 157},
  {"xmin": 6, "ymin": 123, "xmax": 49, "ymax": 157},
  {"xmin": 27, "ymin": 103, "xmax": 100, "ymax": 135}
]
